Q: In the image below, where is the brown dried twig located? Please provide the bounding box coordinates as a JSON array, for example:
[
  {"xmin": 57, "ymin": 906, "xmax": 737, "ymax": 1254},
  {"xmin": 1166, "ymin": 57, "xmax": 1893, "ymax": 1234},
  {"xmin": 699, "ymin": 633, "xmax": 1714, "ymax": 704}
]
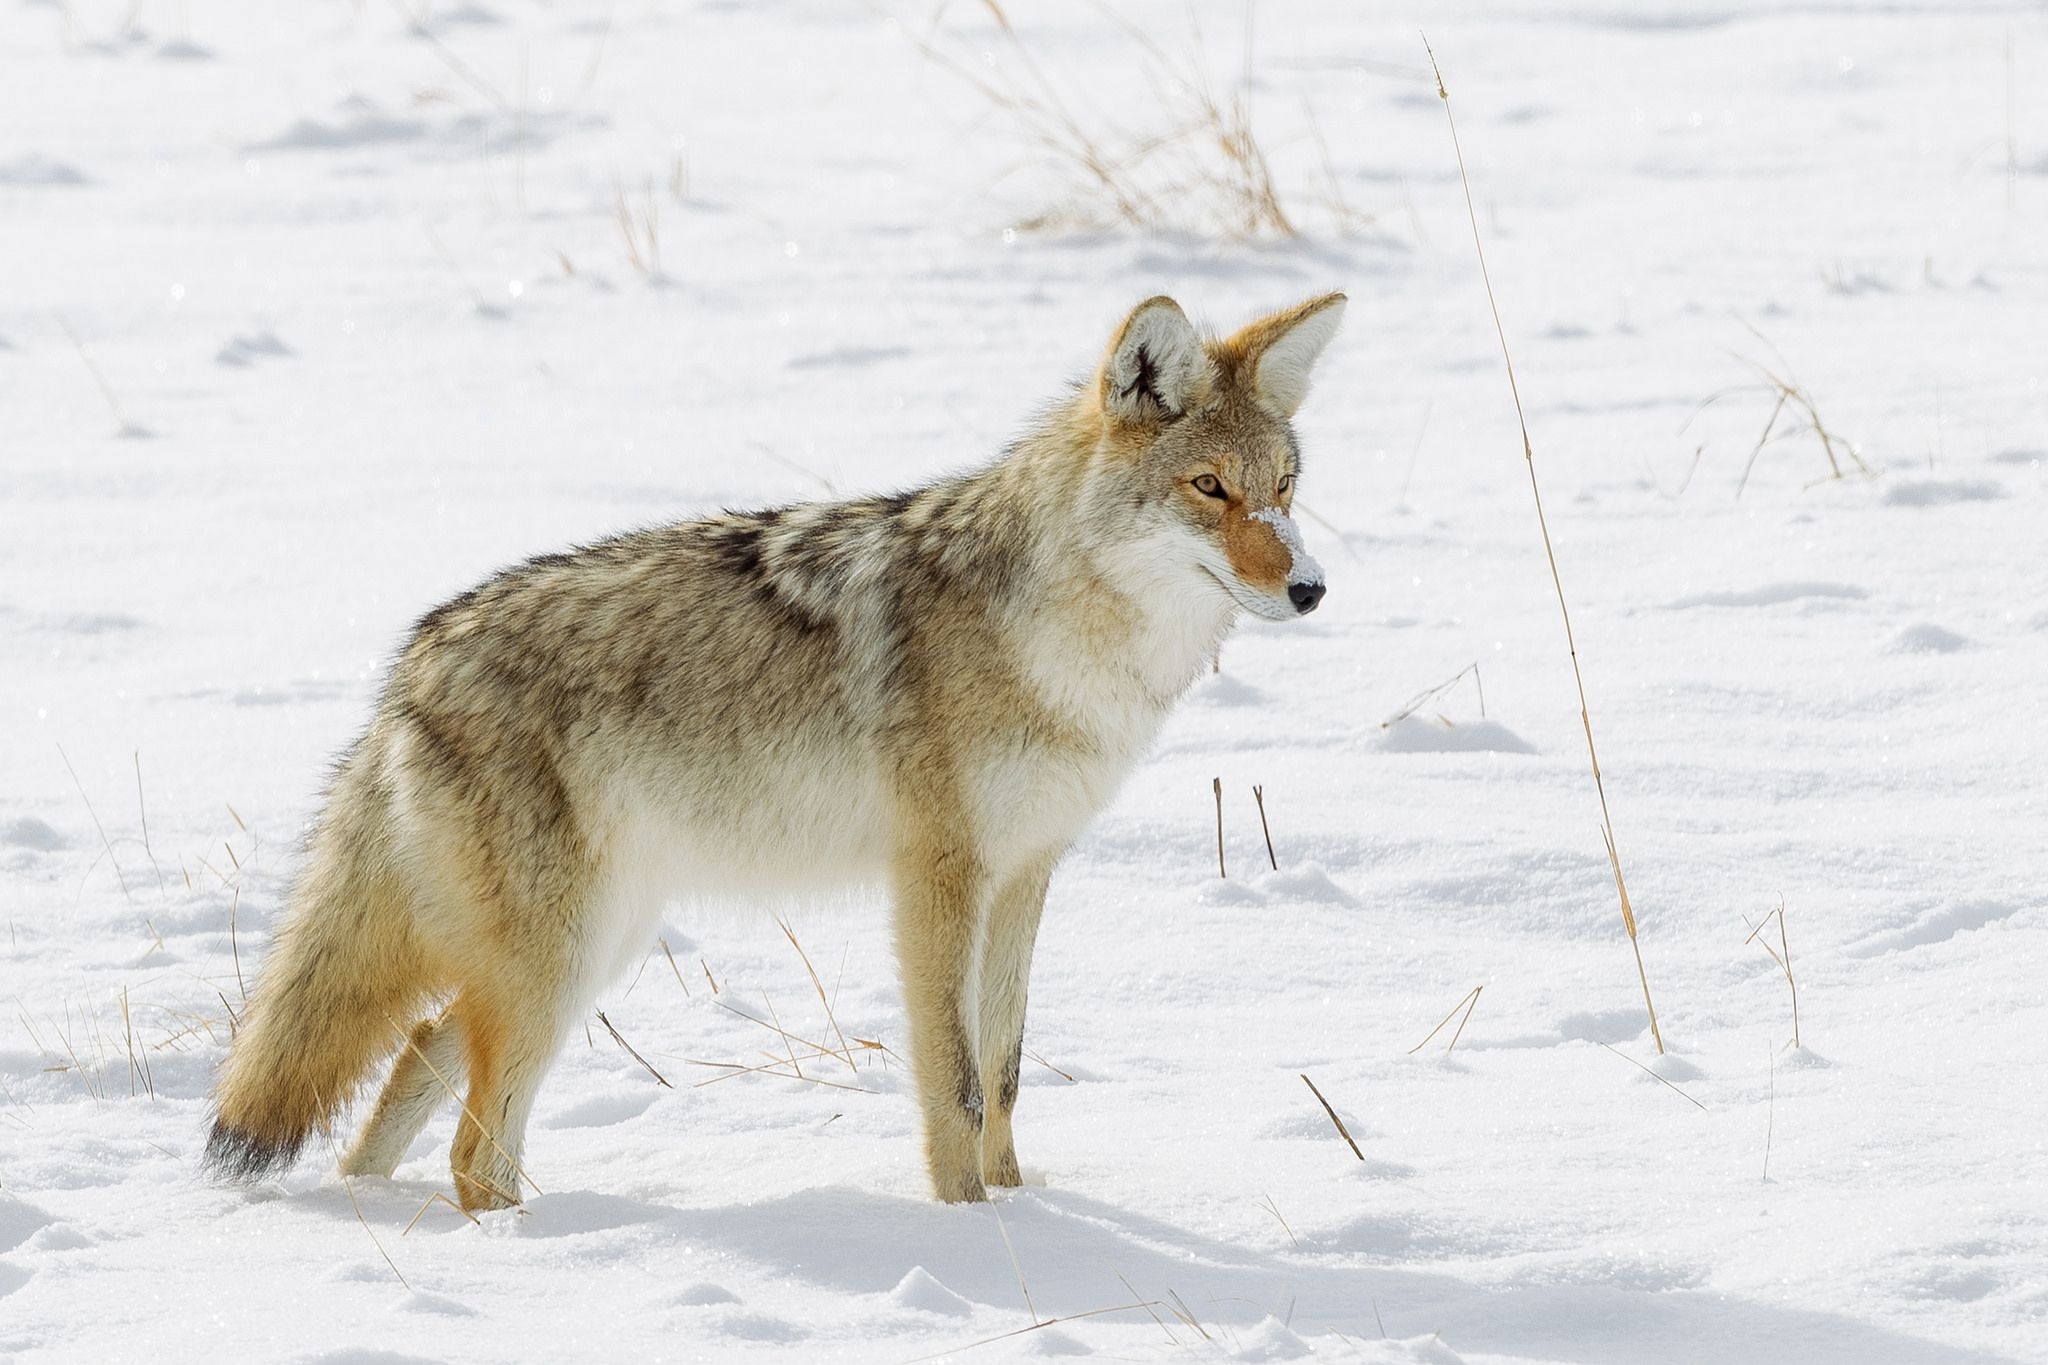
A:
[
  {"xmin": 1299, "ymin": 1073, "xmax": 1365, "ymax": 1160},
  {"xmin": 1251, "ymin": 785, "xmax": 1278, "ymax": 871},
  {"xmin": 595, "ymin": 1010, "xmax": 673, "ymax": 1088}
]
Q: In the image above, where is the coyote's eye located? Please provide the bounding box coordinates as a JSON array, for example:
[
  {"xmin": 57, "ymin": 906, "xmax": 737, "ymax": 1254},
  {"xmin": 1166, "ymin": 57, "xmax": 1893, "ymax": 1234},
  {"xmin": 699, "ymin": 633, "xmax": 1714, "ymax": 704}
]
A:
[
  {"xmin": 1192, "ymin": 473, "xmax": 1227, "ymax": 500},
  {"xmin": 1278, "ymin": 474, "xmax": 1296, "ymax": 497}
]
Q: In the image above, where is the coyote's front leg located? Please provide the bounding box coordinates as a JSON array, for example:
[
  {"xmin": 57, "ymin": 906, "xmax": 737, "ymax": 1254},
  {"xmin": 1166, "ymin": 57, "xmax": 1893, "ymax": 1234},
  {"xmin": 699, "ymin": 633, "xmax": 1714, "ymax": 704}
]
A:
[
  {"xmin": 892, "ymin": 834, "xmax": 988, "ymax": 1203},
  {"xmin": 976, "ymin": 853, "xmax": 1055, "ymax": 1188}
]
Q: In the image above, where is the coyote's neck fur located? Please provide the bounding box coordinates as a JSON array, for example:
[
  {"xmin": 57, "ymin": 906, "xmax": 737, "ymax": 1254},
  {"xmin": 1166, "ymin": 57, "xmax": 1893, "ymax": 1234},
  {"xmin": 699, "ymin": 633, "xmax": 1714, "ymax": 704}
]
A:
[{"xmin": 743, "ymin": 402, "xmax": 1237, "ymax": 729}]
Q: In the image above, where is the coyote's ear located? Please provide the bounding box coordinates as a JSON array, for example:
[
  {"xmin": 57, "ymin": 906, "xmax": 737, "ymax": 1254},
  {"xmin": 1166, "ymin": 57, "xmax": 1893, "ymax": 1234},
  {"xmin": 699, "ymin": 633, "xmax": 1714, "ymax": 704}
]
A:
[
  {"xmin": 1221, "ymin": 292, "xmax": 1347, "ymax": 417},
  {"xmin": 1100, "ymin": 296, "xmax": 1206, "ymax": 427}
]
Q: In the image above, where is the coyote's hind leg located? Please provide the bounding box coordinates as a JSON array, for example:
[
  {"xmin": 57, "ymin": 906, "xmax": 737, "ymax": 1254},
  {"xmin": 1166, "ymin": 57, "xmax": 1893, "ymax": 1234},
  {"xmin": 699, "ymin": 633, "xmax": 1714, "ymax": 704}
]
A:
[
  {"xmin": 340, "ymin": 1006, "xmax": 464, "ymax": 1178},
  {"xmin": 449, "ymin": 970, "xmax": 573, "ymax": 1212}
]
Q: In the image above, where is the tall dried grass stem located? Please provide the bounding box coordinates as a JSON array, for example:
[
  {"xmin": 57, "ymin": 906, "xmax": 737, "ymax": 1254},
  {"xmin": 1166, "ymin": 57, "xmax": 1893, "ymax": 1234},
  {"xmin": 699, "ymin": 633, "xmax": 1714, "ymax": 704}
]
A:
[{"xmin": 1423, "ymin": 37, "xmax": 1664, "ymax": 1053}]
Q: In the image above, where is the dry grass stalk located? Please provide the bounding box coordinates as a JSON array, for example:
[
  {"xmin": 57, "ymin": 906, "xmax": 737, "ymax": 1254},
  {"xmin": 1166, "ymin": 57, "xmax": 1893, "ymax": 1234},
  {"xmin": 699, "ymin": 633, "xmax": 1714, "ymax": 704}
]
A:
[
  {"xmin": 1382, "ymin": 661, "xmax": 1486, "ymax": 730},
  {"xmin": 713, "ymin": 997, "xmax": 831, "ymax": 1065},
  {"xmin": 1299, "ymin": 1073, "xmax": 1364, "ymax": 1160},
  {"xmin": 1259, "ymin": 1193, "xmax": 1300, "ymax": 1249},
  {"xmin": 777, "ymin": 918, "xmax": 860, "ymax": 1076},
  {"xmin": 1423, "ymin": 38, "xmax": 1666, "ymax": 1054},
  {"xmin": 54, "ymin": 1003, "xmax": 109, "ymax": 1102},
  {"xmin": 658, "ymin": 938, "xmax": 692, "ymax": 997},
  {"xmin": 152, "ymin": 1004, "xmax": 228, "ymax": 1052},
  {"xmin": 328, "ymin": 1131, "xmax": 412, "ymax": 1290},
  {"xmin": 228, "ymin": 886, "xmax": 247, "ymax": 1003},
  {"xmin": 615, "ymin": 178, "xmax": 662, "ymax": 279},
  {"xmin": 120, "ymin": 987, "xmax": 155, "ymax": 1099},
  {"xmin": 1407, "ymin": 984, "xmax": 1482, "ymax": 1056},
  {"xmin": 132, "ymin": 752, "xmax": 165, "ymax": 896},
  {"xmin": 422, "ymin": 224, "xmax": 501, "ymax": 319},
  {"xmin": 982, "ymin": 1183, "xmax": 1038, "ymax": 1323},
  {"xmin": 854, "ymin": 1035, "xmax": 903, "ymax": 1064},
  {"xmin": 1290, "ymin": 498, "xmax": 1363, "ymax": 562},
  {"xmin": 1301, "ymin": 95, "xmax": 1375, "ymax": 235},
  {"xmin": 1744, "ymin": 899, "xmax": 1800, "ymax": 1049},
  {"xmin": 697, "ymin": 998, "xmax": 881, "ymax": 1093},
  {"xmin": 58, "ymin": 744, "xmax": 131, "ymax": 904},
  {"xmin": 1164, "ymin": 1287, "xmax": 1213, "ymax": 1341},
  {"xmin": 55, "ymin": 315, "xmax": 149, "ymax": 439},
  {"xmin": 1251, "ymin": 785, "xmax": 1278, "ymax": 871},
  {"xmin": 1763, "ymin": 1043, "xmax": 1776, "ymax": 1183},
  {"xmin": 594, "ymin": 1010, "xmax": 673, "ymax": 1088},
  {"xmin": 760, "ymin": 990, "xmax": 804, "ymax": 1079},
  {"xmin": 682, "ymin": 1051, "xmax": 876, "ymax": 1094},
  {"xmin": 404, "ymin": 1190, "xmax": 481, "ymax": 1235},
  {"xmin": 17, "ymin": 1008, "xmax": 51, "ymax": 1056},
  {"xmin": 907, "ymin": 1299, "xmax": 1167, "ymax": 1364},
  {"xmin": 1023, "ymin": 1046, "xmax": 1073, "ymax": 1082},
  {"xmin": 579, "ymin": 1, "xmax": 616, "ymax": 91},
  {"xmin": 1596, "ymin": 1041, "xmax": 1706, "ymax": 1111},
  {"xmin": 387, "ymin": 0, "xmax": 506, "ymax": 108},
  {"xmin": 1212, "ymin": 777, "xmax": 1226, "ymax": 879},
  {"xmin": 1119, "ymin": 1271, "xmax": 1183, "ymax": 1345}
]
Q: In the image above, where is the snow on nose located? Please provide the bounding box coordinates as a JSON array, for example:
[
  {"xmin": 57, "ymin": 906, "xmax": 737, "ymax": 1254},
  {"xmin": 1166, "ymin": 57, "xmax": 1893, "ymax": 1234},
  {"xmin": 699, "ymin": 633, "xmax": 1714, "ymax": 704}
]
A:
[{"xmin": 1249, "ymin": 507, "xmax": 1325, "ymax": 587}]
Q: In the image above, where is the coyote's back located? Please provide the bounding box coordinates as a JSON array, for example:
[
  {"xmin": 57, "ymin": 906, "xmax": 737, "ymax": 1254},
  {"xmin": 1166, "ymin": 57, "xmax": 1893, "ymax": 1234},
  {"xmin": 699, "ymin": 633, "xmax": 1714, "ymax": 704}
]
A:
[{"xmin": 206, "ymin": 291, "xmax": 1347, "ymax": 1208}]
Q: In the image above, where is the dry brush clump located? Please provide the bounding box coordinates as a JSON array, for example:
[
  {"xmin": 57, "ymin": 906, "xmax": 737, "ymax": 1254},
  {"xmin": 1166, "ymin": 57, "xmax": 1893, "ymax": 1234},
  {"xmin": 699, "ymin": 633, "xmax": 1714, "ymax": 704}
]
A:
[
  {"xmin": 1681, "ymin": 322, "xmax": 1870, "ymax": 497},
  {"xmin": 905, "ymin": 0, "xmax": 1372, "ymax": 240}
]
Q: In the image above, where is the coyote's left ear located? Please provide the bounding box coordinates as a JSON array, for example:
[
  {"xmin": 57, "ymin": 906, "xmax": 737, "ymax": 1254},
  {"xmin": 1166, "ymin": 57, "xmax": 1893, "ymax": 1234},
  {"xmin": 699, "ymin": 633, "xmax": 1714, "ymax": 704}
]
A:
[{"xmin": 1223, "ymin": 292, "xmax": 1347, "ymax": 417}]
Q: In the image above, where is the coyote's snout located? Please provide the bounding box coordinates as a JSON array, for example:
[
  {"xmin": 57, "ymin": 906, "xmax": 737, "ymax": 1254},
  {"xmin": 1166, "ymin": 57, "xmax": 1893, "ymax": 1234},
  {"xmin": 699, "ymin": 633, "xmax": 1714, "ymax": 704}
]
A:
[{"xmin": 205, "ymin": 292, "xmax": 1347, "ymax": 1209}]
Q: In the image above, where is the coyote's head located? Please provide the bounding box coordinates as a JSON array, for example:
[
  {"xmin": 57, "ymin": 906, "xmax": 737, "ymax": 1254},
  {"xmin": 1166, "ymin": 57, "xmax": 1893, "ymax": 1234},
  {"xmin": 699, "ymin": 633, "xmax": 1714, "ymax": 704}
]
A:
[{"xmin": 1082, "ymin": 293, "xmax": 1346, "ymax": 622}]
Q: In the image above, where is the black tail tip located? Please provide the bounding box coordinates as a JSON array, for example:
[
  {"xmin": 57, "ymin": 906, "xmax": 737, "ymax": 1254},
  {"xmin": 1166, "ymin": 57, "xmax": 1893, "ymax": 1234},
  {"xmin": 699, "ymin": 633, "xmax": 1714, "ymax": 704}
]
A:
[{"xmin": 203, "ymin": 1120, "xmax": 306, "ymax": 1183}]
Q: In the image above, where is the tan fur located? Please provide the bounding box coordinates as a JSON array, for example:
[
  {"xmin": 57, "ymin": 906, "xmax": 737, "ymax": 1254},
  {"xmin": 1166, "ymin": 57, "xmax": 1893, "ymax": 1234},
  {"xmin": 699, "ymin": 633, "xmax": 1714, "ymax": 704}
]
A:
[{"xmin": 204, "ymin": 293, "xmax": 1345, "ymax": 1209}]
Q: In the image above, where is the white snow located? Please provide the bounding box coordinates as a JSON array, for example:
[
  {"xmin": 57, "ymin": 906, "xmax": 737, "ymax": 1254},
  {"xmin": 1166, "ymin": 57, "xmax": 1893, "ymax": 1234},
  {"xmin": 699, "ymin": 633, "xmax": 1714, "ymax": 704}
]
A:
[{"xmin": 4, "ymin": 1, "xmax": 2046, "ymax": 1363}]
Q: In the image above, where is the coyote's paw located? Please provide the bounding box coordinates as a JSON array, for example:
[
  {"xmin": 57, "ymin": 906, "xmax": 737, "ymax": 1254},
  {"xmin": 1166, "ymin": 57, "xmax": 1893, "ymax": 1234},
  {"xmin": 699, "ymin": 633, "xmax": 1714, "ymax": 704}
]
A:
[
  {"xmin": 983, "ymin": 1146, "xmax": 1023, "ymax": 1188},
  {"xmin": 454, "ymin": 1165, "xmax": 523, "ymax": 1214},
  {"xmin": 932, "ymin": 1167, "xmax": 989, "ymax": 1204}
]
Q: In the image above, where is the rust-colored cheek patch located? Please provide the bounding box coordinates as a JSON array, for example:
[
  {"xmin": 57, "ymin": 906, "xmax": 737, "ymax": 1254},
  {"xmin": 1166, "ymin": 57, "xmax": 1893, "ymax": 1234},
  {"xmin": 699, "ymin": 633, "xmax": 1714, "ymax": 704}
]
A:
[{"xmin": 1220, "ymin": 509, "xmax": 1292, "ymax": 593}]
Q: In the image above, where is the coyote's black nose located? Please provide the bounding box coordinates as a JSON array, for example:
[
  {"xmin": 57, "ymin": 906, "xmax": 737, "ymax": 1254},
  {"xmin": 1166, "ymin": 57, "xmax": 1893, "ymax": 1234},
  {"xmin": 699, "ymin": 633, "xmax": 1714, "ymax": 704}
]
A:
[{"xmin": 1288, "ymin": 582, "xmax": 1326, "ymax": 614}]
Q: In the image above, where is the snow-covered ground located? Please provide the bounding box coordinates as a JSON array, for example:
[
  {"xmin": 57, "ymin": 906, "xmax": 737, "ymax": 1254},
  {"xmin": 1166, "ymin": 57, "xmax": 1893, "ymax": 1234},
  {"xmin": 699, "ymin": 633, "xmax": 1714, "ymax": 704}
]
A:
[{"xmin": 3, "ymin": 1, "xmax": 2044, "ymax": 1361}]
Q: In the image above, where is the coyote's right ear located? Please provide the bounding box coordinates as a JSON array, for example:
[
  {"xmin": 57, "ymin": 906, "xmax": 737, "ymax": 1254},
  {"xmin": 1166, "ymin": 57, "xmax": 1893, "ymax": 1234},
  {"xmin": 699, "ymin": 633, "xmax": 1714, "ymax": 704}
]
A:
[{"xmin": 1099, "ymin": 296, "xmax": 1206, "ymax": 427}]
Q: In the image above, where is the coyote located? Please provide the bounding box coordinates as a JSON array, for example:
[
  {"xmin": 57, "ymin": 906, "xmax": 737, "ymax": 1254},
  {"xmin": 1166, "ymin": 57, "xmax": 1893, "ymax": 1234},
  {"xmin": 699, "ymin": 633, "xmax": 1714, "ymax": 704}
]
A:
[{"xmin": 205, "ymin": 293, "xmax": 1345, "ymax": 1209}]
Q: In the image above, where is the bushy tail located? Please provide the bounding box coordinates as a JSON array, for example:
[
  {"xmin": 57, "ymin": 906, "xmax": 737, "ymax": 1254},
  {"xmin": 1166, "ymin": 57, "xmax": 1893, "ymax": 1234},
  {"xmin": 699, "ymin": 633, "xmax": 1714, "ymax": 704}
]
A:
[{"xmin": 205, "ymin": 779, "xmax": 427, "ymax": 1182}]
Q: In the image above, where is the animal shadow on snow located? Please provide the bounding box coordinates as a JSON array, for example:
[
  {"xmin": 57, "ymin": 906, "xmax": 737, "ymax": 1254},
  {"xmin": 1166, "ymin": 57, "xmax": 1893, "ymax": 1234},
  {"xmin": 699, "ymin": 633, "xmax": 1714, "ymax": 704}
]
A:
[{"xmin": 512, "ymin": 1183, "xmax": 2011, "ymax": 1365}]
